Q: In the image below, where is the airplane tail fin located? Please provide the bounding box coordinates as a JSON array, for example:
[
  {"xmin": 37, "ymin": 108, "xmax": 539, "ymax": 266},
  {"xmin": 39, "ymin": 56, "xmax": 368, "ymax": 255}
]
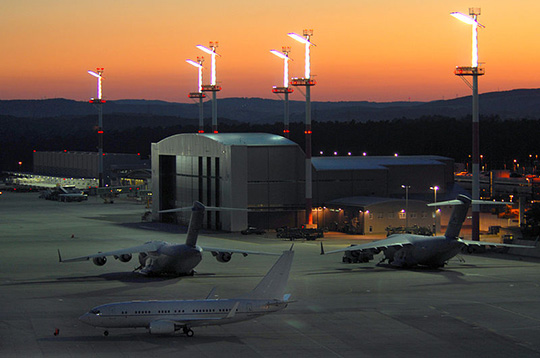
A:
[
  {"xmin": 185, "ymin": 201, "xmax": 206, "ymax": 247},
  {"xmin": 239, "ymin": 249, "xmax": 294, "ymax": 300},
  {"xmin": 443, "ymin": 194, "xmax": 471, "ymax": 238},
  {"xmin": 428, "ymin": 194, "xmax": 508, "ymax": 239}
]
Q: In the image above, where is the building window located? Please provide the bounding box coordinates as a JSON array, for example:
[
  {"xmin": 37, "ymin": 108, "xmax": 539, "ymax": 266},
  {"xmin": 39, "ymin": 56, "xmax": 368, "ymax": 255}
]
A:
[
  {"xmin": 377, "ymin": 212, "xmax": 384, "ymax": 219},
  {"xmin": 398, "ymin": 211, "xmax": 406, "ymax": 220},
  {"xmin": 388, "ymin": 212, "xmax": 394, "ymax": 219}
]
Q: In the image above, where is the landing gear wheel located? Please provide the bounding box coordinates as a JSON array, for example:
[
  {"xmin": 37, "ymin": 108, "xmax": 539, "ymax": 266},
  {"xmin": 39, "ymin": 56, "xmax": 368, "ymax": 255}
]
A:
[
  {"xmin": 183, "ymin": 328, "xmax": 194, "ymax": 337},
  {"xmin": 103, "ymin": 330, "xmax": 109, "ymax": 336}
]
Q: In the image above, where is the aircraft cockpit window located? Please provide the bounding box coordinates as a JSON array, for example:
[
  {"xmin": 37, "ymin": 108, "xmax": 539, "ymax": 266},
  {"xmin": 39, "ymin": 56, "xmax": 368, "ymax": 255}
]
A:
[{"xmin": 90, "ymin": 309, "xmax": 100, "ymax": 315}]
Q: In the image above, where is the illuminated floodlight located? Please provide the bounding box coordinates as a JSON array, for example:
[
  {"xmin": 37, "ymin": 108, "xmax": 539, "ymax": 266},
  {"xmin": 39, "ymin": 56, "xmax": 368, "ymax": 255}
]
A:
[
  {"xmin": 87, "ymin": 68, "xmax": 104, "ymax": 100},
  {"xmin": 288, "ymin": 30, "xmax": 315, "ymax": 79},
  {"xmin": 287, "ymin": 33, "xmax": 314, "ymax": 46},
  {"xmin": 270, "ymin": 47, "xmax": 292, "ymax": 88},
  {"xmin": 186, "ymin": 57, "xmax": 204, "ymax": 93},
  {"xmin": 451, "ymin": 10, "xmax": 484, "ymax": 67},
  {"xmin": 186, "ymin": 59, "xmax": 203, "ymax": 68},
  {"xmin": 196, "ymin": 42, "xmax": 219, "ymax": 85}
]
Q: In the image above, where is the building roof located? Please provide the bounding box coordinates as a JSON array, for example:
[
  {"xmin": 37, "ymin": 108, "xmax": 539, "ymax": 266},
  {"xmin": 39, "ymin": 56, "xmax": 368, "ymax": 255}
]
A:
[
  {"xmin": 312, "ymin": 155, "xmax": 451, "ymax": 171},
  {"xmin": 198, "ymin": 133, "xmax": 297, "ymax": 147}
]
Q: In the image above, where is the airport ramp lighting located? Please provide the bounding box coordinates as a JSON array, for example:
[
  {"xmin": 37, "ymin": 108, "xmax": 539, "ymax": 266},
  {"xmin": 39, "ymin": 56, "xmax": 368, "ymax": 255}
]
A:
[
  {"xmin": 196, "ymin": 42, "xmax": 219, "ymax": 86},
  {"xmin": 186, "ymin": 57, "xmax": 204, "ymax": 93},
  {"xmin": 451, "ymin": 9, "xmax": 484, "ymax": 68},
  {"xmin": 88, "ymin": 68, "xmax": 104, "ymax": 100},
  {"xmin": 288, "ymin": 30, "xmax": 315, "ymax": 79},
  {"xmin": 270, "ymin": 47, "xmax": 292, "ymax": 88}
]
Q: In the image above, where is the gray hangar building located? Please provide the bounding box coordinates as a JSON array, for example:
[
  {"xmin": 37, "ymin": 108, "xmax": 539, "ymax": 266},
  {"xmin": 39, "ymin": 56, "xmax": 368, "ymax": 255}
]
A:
[
  {"xmin": 151, "ymin": 133, "xmax": 454, "ymax": 233},
  {"xmin": 151, "ymin": 133, "xmax": 306, "ymax": 231}
]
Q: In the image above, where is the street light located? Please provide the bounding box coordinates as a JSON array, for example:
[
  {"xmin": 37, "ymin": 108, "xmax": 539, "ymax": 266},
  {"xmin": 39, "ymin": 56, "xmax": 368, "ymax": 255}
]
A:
[
  {"xmin": 451, "ymin": 8, "xmax": 484, "ymax": 241},
  {"xmin": 270, "ymin": 47, "xmax": 294, "ymax": 138},
  {"xmin": 401, "ymin": 185, "xmax": 410, "ymax": 228},
  {"xmin": 88, "ymin": 67, "xmax": 105, "ymax": 187},
  {"xmin": 197, "ymin": 42, "xmax": 221, "ymax": 133},
  {"xmin": 430, "ymin": 186, "xmax": 439, "ymax": 203},
  {"xmin": 186, "ymin": 57, "xmax": 206, "ymax": 133},
  {"xmin": 289, "ymin": 29, "xmax": 316, "ymax": 225},
  {"xmin": 430, "ymin": 186, "xmax": 439, "ymax": 234}
]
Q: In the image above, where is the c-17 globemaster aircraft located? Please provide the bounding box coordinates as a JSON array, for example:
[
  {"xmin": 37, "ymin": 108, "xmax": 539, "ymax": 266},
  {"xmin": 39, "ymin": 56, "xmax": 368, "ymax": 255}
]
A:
[
  {"xmin": 321, "ymin": 194, "xmax": 536, "ymax": 268},
  {"xmin": 58, "ymin": 201, "xmax": 278, "ymax": 276},
  {"xmin": 79, "ymin": 248, "xmax": 294, "ymax": 337}
]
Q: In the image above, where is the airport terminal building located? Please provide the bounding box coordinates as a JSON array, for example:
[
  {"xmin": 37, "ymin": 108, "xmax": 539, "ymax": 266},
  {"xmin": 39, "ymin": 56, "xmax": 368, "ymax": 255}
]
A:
[{"xmin": 151, "ymin": 133, "xmax": 455, "ymax": 233}]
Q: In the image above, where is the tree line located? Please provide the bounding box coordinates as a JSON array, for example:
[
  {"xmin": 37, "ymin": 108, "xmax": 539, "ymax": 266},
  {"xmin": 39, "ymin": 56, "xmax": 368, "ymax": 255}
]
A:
[{"xmin": 1, "ymin": 114, "xmax": 538, "ymax": 173}]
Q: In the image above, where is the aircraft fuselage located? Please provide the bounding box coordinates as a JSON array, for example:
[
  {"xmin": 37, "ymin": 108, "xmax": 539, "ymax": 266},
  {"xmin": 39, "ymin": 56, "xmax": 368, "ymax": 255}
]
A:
[
  {"xmin": 140, "ymin": 243, "xmax": 202, "ymax": 276},
  {"xmin": 384, "ymin": 234, "xmax": 463, "ymax": 268},
  {"xmin": 79, "ymin": 298, "xmax": 287, "ymax": 330}
]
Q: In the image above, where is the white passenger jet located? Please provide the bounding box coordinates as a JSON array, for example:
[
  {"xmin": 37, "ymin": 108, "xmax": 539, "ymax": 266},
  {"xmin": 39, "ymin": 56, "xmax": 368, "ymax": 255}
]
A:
[
  {"xmin": 79, "ymin": 249, "xmax": 294, "ymax": 337},
  {"xmin": 58, "ymin": 201, "xmax": 278, "ymax": 276},
  {"xmin": 321, "ymin": 194, "xmax": 536, "ymax": 268}
]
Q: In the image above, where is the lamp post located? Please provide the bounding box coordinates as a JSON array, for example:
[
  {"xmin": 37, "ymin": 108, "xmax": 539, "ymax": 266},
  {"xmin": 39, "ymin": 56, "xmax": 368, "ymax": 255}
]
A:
[
  {"xmin": 197, "ymin": 42, "xmax": 221, "ymax": 133},
  {"xmin": 289, "ymin": 29, "xmax": 316, "ymax": 225},
  {"xmin": 401, "ymin": 185, "xmax": 410, "ymax": 228},
  {"xmin": 270, "ymin": 47, "xmax": 293, "ymax": 138},
  {"xmin": 430, "ymin": 186, "xmax": 439, "ymax": 234},
  {"xmin": 186, "ymin": 57, "xmax": 206, "ymax": 133},
  {"xmin": 88, "ymin": 68, "xmax": 105, "ymax": 187},
  {"xmin": 451, "ymin": 8, "xmax": 485, "ymax": 241},
  {"xmin": 430, "ymin": 186, "xmax": 439, "ymax": 203}
]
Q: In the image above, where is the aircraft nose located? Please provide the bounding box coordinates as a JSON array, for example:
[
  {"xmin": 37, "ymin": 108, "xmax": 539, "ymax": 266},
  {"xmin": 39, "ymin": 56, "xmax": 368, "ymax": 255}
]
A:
[{"xmin": 78, "ymin": 313, "xmax": 92, "ymax": 325}]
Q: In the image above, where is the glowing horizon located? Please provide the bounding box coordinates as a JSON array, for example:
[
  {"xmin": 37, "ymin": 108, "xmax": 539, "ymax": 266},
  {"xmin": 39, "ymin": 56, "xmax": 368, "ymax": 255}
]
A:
[{"xmin": 1, "ymin": 1, "xmax": 539, "ymax": 103}]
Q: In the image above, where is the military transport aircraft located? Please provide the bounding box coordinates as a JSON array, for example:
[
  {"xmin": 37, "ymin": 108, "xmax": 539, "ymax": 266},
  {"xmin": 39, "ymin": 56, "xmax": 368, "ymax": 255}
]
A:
[
  {"xmin": 321, "ymin": 194, "xmax": 536, "ymax": 268},
  {"xmin": 79, "ymin": 249, "xmax": 294, "ymax": 337},
  {"xmin": 58, "ymin": 201, "xmax": 278, "ymax": 276}
]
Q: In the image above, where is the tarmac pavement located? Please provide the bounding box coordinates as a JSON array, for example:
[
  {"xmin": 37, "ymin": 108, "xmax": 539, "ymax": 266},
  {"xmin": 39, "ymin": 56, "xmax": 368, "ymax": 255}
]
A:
[{"xmin": 1, "ymin": 191, "xmax": 540, "ymax": 357}]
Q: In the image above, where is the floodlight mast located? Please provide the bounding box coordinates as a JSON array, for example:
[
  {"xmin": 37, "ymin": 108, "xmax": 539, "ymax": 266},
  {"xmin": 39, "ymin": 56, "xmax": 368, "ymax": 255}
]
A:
[
  {"xmin": 88, "ymin": 67, "xmax": 105, "ymax": 187},
  {"xmin": 187, "ymin": 57, "xmax": 206, "ymax": 133},
  {"xmin": 197, "ymin": 42, "xmax": 221, "ymax": 133},
  {"xmin": 452, "ymin": 8, "xmax": 485, "ymax": 241},
  {"xmin": 270, "ymin": 47, "xmax": 293, "ymax": 138},
  {"xmin": 289, "ymin": 29, "xmax": 316, "ymax": 226}
]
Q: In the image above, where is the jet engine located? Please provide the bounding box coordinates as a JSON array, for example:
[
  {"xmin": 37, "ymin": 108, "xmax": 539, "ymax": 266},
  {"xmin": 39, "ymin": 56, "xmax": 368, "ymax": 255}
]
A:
[
  {"xmin": 138, "ymin": 252, "xmax": 148, "ymax": 266},
  {"xmin": 149, "ymin": 320, "xmax": 176, "ymax": 335},
  {"xmin": 92, "ymin": 256, "xmax": 107, "ymax": 266},
  {"xmin": 118, "ymin": 253, "xmax": 132, "ymax": 263},
  {"xmin": 214, "ymin": 252, "xmax": 232, "ymax": 263}
]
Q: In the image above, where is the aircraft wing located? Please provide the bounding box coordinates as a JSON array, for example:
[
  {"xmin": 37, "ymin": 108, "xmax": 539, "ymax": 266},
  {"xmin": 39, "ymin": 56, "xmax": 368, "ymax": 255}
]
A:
[
  {"xmin": 200, "ymin": 246, "xmax": 280, "ymax": 256},
  {"xmin": 458, "ymin": 238, "xmax": 536, "ymax": 249},
  {"xmin": 58, "ymin": 241, "xmax": 165, "ymax": 263},
  {"xmin": 322, "ymin": 235, "xmax": 414, "ymax": 255}
]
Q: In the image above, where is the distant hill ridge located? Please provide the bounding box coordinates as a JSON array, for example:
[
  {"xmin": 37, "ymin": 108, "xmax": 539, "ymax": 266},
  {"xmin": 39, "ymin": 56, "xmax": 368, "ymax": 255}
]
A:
[{"xmin": 1, "ymin": 88, "xmax": 539, "ymax": 122}]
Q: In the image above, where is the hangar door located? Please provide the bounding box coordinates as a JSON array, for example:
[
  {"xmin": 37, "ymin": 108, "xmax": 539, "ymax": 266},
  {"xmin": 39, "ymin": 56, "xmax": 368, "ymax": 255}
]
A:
[{"xmin": 159, "ymin": 155, "xmax": 176, "ymax": 223}]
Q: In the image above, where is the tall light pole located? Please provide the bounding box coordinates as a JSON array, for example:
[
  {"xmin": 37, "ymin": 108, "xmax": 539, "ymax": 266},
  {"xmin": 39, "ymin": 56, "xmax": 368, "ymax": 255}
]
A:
[
  {"xmin": 401, "ymin": 185, "xmax": 410, "ymax": 228},
  {"xmin": 270, "ymin": 47, "xmax": 293, "ymax": 138},
  {"xmin": 452, "ymin": 8, "xmax": 485, "ymax": 241},
  {"xmin": 430, "ymin": 185, "xmax": 439, "ymax": 233},
  {"xmin": 88, "ymin": 68, "xmax": 105, "ymax": 187},
  {"xmin": 186, "ymin": 57, "xmax": 206, "ymax": 133},
  {"xmin": 197, "ymin": 42, "xmax": 221, "ymax": 133},
  {"xmin": 430, "ymin": 186, "xmax": 439, "ymax": 203},
  {"xmin": 289, "ymin": 29, "xmax": 316, "ymax": 225}
]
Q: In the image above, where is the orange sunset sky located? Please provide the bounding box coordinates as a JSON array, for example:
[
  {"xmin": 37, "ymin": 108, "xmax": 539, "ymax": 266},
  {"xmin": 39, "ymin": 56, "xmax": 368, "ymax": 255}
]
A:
[{"xmin": 1, "ymin": 0, "xmax": 539, "ymax": 103}]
